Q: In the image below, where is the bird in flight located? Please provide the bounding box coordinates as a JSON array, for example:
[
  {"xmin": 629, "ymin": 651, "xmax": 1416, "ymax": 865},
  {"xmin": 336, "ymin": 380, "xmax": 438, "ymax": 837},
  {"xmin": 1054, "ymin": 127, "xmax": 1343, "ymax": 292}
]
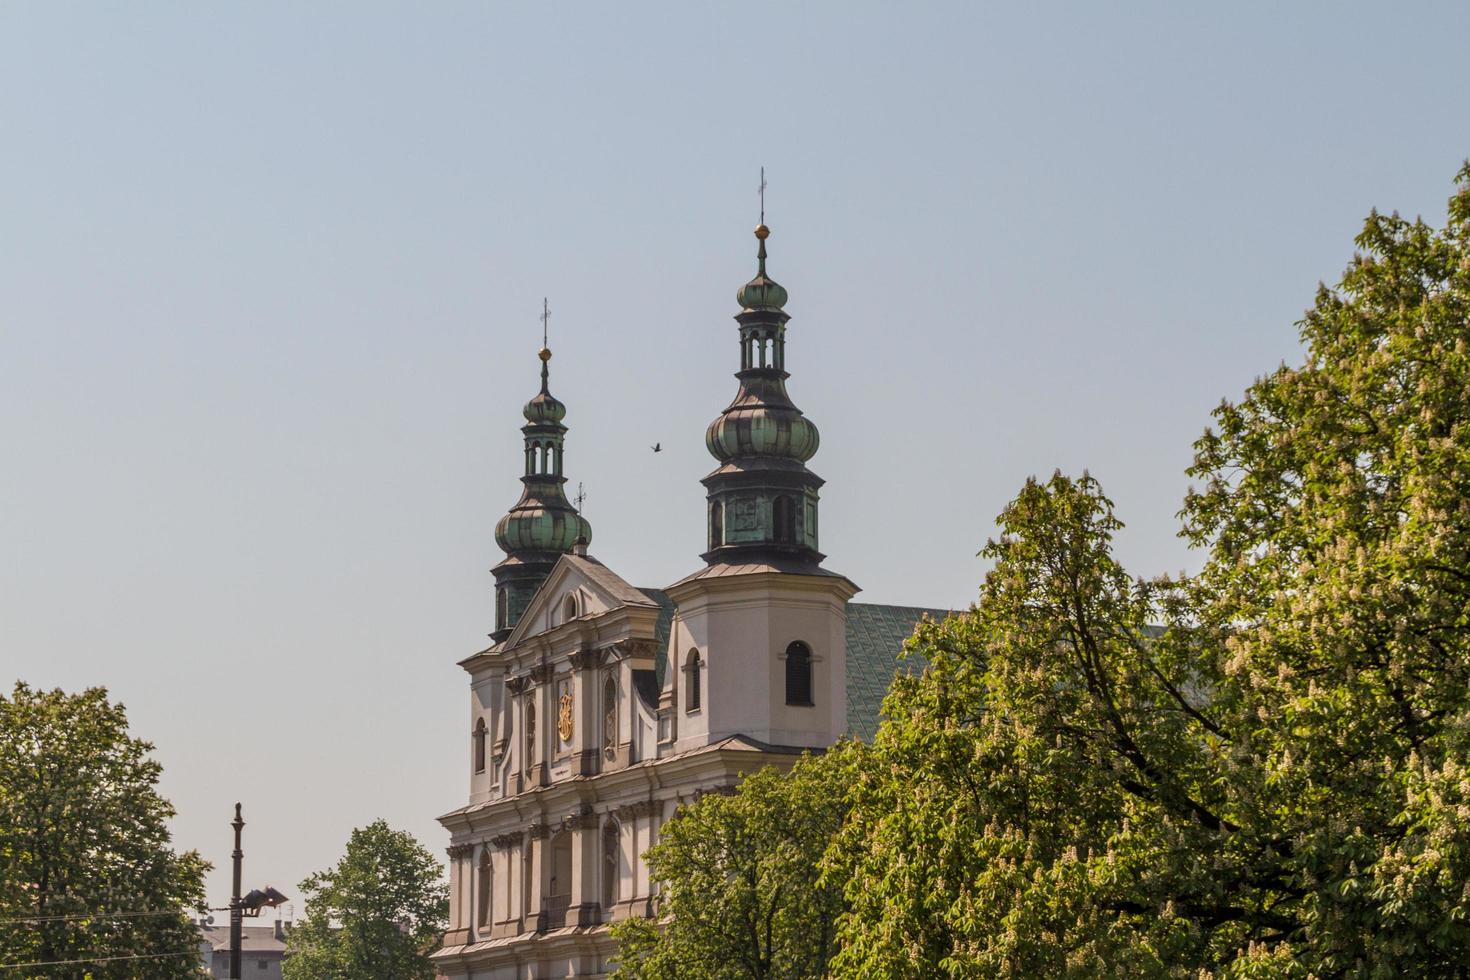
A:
[{"xmin": 651, "ymin": 443, "xmax": 662, "ymax": 453}]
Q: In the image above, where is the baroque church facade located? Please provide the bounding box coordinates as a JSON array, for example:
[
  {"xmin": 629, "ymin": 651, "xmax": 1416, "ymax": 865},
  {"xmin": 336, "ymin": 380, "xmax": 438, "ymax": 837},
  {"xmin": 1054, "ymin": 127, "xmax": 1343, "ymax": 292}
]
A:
[{"xmin": 434, "ymin": 223, "xmax": 941, "ymax": 979}]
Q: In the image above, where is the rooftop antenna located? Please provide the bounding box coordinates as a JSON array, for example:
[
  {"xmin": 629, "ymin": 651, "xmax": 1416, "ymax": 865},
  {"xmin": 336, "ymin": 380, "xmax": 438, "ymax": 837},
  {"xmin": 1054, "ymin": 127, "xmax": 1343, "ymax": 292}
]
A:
[{"xmin": 758, "ymin": 166, "xmax": 767, "ymax": 226}]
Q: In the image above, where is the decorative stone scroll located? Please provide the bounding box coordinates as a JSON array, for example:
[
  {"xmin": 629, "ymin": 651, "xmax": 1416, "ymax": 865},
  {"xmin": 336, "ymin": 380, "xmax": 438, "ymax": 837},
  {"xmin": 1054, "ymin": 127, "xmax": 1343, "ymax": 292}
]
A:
[
  {"xmin": 446, "ymin": 843, "xmax": 474, "ymax": 859},
  {"xmin": 610, "ymin": 639, "xmax": 660, "ymax": 662},
  {"xmin": 529, "ymin": 663, "xmax": 555, "ymax": 685},
  {"xmin": 614, "ymin": 800, "xmax": 659, "ymax": 821},
  {"xmin": 568, "ymin": 647, "xmax": 601, "ymax": 671},
  {"xmin": 564, "ymin": 810, "xmax": 601, "ymax": 831},
  {"xmin": 505, "ymin": 676, "xmax": 527, "ymax": 695},
  {"xmin": 527, "ymin": 821, "xmax": 551, "ymax": 840},
  {"xmin": 490, "ymin": 831, "xmax": 524, "ymax": 850}
]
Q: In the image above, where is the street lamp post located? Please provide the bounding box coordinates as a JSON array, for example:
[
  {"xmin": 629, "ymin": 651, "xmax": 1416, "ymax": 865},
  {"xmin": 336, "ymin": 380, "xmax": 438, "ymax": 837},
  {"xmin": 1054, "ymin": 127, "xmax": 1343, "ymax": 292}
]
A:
[
  {"xmin": 230, "ymin": 803, "xmax": 244, "ymax": 980},
  {"xmin": 224, "ymin": 803, "xmax": 287, "ymax": 980}
]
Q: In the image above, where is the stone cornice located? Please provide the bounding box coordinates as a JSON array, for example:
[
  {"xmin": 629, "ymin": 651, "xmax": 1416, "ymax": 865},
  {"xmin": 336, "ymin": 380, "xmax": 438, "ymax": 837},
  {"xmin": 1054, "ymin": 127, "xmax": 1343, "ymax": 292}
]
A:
[
  {"xmin": 665, "ymin": 568, "xmax": 859, "ymax": 606},
  {"xmin": 614, "ymin": 799, "xmax": 659, "ymax": 820},
  {"xmin": 437, "ymin": 739, "xmax": 803, "ymax": 832},
  {"xmin": 613, "ymin": 638, "xmax": 660, "ymax": 663},
  {"xmin": 568, "ymin": 647, "xmax": 601, "ymax": 671},
  {"xmin": 565, "ymin": 811, "xmax": 601, "ymax": 830}
]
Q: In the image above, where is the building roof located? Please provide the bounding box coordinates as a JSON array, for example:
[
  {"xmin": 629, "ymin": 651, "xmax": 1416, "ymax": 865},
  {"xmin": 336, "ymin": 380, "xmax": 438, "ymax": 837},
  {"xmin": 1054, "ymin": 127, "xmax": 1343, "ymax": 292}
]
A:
[
  {"xmin": 639, "ymin": 587, "xmax": 675, "ymax": 685},
  {"xmin": 844, "ymin": 602, "xmax": 952, "ymax": 741},
  {"xmin": 199, "ymin": 923, "xmax": 287, "ymax": 954},
  {"xmin": 666, "ymin": 559, "xmax": 853, "ymax": 590},
  {"xmin": 564, "ymin": 554, "xmax": 659, "ymax": 608}
]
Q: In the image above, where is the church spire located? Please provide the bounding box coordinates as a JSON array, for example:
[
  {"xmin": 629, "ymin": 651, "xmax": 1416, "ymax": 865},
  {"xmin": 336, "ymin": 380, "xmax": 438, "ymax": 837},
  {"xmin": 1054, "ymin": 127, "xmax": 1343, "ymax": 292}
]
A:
[
  {"xmin": 490, "ymin": 305, "xmax": 591, "ymax": 641},
  {"xmin": 701, "ymin": 218, "xmax": 824, "ymax": 567}
]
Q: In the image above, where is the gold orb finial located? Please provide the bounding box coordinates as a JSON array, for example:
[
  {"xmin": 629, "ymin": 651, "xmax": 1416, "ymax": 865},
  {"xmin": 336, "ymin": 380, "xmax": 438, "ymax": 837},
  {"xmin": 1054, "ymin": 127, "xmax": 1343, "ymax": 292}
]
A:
[
  {"xmin": 538, "ymin": 347, "xmax": 552, "ymax": 362},
  {"xmin": 754, "ymin": 224, "xmax": 770, "ymax": 240}
]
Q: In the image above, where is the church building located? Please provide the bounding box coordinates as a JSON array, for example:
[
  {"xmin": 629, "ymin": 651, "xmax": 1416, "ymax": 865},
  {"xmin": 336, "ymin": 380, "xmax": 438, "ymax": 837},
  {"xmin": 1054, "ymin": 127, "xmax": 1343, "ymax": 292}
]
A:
[{"xmin": 434, "ymin": 221, "xmax": 943, "ymax": 979}]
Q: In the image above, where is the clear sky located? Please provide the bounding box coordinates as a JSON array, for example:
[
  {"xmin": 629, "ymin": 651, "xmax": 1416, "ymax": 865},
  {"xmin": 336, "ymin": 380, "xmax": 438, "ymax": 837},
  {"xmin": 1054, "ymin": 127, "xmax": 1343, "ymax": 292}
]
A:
[{"xmin": 3, "ymin": 1, "xmax": 1467, "ymax": 912}]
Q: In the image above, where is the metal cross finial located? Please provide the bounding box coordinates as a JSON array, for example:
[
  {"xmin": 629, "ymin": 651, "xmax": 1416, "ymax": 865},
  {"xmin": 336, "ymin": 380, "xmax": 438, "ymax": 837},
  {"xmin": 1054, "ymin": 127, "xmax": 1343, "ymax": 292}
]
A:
[
  {"xmin": 758, "ymin": 167, "xmax": 767, "ymax": 225},
  {"xmin": 540, "ymin": 298, "xmax": 550, "ymax": 349},
  {"xmin": 574, "ymin": 482, "xmax": 587, "ymax": 512}
]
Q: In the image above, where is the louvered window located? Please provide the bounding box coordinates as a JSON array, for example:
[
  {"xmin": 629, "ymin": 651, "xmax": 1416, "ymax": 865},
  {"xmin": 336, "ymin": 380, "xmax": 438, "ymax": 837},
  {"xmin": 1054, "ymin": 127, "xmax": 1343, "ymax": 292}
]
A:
[{"xmin": 785, "ymin": 642, "xmax": 813, "ymax": 706}]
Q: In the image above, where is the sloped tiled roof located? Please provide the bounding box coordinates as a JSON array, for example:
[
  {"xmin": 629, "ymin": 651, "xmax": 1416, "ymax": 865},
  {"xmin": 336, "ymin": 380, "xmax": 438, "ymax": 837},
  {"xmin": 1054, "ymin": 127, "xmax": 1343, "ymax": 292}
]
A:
[
  {"xmin": 844, "ymin": 602, "xmax": 952, "ymax": 741},
  {"xmin": 200, "ymin": 923, "xmax": 286, "ymax": 953},
  {"xmin": 667, "ymin": 560, "xmax": 854, "ymax": 589},
  {"xmin": 563, "ymin": 554, "xmax": 659, "ymax": 608},
  {"xmin": 638, "ymin": 587, "xmax": 676, "ymax": 685}
]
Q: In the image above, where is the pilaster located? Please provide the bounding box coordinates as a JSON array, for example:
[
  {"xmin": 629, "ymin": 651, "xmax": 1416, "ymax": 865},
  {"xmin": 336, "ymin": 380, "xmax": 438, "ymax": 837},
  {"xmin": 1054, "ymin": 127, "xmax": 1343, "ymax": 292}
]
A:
[
  {"xmin": 526, "ymin": 822, "xmax": 550, "ymax": 933},
  {"xmin": 490, "ymin": 832, "xmax": 524, "ymax": 939},
  {"xmin": 443, "ymin": 843, "xmax": 473, "ymax": 946},
  {"xmin": 569, "ymin": 648, "xmax": 601, "ymax": 776},
  {"xmin": 565, "ymin": 808, "xmax": 603, "ymax": 927}
]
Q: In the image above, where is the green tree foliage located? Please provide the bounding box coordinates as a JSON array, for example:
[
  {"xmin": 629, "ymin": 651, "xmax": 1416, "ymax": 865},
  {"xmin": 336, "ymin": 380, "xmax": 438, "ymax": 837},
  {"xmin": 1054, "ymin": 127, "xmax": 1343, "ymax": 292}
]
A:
[
  {"xmin": 0, "ymin": 682, "xmax": 208, "ymax": 979},
  {"xmin": 610, "ymin": 747, "xmax": 854, "ymax": 980},
  {"xmin": 282, "ymin": 820, "xmax": 447, "ymax": 980},
  {"xmin": 830, "ymin": 166, "xmax": 1470, "ymax": 977}
]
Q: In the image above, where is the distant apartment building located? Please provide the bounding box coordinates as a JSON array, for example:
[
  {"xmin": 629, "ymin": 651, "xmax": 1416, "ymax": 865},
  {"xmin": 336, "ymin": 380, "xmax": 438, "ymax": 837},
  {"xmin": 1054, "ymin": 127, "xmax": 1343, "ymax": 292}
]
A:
[{"xmin": 197, "ymin": 919, "xmax": 289, "ymax": 979}]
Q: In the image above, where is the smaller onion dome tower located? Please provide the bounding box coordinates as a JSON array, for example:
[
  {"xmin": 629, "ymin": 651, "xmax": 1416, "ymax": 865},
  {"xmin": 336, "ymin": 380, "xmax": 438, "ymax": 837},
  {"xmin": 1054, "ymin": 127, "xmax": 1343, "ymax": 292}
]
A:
[
  {"xmin": 491, "ymin": 320, "xmax": 591, "ymax": 642},
  {"xmin": 702, "ymin": 222, "xmax": 824, "ymax": 567}
]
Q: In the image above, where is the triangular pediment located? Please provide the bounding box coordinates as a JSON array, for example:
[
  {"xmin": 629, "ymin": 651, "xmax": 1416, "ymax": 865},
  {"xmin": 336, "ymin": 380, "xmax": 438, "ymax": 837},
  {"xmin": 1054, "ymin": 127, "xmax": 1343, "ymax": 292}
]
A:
[{"xmin": 503, "ymin": 552, "xmax": 659, "ymax": 650}]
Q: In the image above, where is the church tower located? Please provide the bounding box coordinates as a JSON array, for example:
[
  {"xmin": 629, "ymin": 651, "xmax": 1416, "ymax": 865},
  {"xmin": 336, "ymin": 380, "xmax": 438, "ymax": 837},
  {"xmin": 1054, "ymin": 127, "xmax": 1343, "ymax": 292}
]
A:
[
  {"xmin": 490, "ymin": 326, "xmax": 591, "ymax": 643},
  {"xmin": 702, "ymin": 223, "xmax": 824, "ymax": 566},
  {"xmin": 666, "ymin": 221, "xmax": 857, "ymax": 751}
]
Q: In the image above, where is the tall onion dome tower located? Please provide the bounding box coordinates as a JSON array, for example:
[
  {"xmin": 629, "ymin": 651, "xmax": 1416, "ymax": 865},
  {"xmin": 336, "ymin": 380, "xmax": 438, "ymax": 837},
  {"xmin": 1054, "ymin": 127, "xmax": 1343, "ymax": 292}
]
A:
[
  {"xmin": 490, "ymin": 341, "xmax": 592, "ymax": 642},
  {"xmin": 702, "ymin": 223, "xmax": 824, "ymax": 567}
]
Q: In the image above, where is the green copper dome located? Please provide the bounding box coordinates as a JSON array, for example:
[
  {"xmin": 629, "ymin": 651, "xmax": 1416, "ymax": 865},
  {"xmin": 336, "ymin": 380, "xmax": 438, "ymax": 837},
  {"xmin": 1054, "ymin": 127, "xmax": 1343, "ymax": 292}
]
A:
[
  {"xmin": 700, "ymin": 221, "xmax": 827, "ymax": 568},
  {"xmin": 523, "ymin": 389, "xmax": 566, "ymax": 424},
  {"xmin": 523, "ymin": 348, "xmax": 566, "ymax": 423},
  {"xmin": 490, "ymin": 338, "xmax": 590, "ymax": 641},
  {"xmin": 706, "ymin": 402, "xmax": 819, "ymax": 462},
  {"xmin": 495, "ymin": 503, "xmax": 591, "ymax": 554},
  {"xmin": 736, "ymin": 226, "xmax": 788, "ymax": 310}
]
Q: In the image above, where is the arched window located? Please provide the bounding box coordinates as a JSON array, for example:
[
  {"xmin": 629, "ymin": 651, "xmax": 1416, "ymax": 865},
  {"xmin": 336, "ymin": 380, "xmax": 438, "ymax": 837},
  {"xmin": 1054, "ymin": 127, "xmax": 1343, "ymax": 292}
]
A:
[
  {"xmin": 473, "ymin": 718, "xmax": 487, "ymax": 773},
  {"xmin": 709, "ymin": 501, "xmax": 724, "ymax": 551},
  {"xmin": 773, "ymin": 495, "xmax": 795, "ymax": 544},
  {"xmin": 476, "ymin": 849, "xmax": 493, "ymax": 930},
  {"xmin": 684, "ymin": 650, "xmax": 701, "ymax": 713},
  {"xmin": 563, "ymin": 592, "xmax": 579, "ymax": 623},
  {"xmin": 525, "ymin": 698, "xmax": 537, "ymax": 770},
  {"xmin": 603, "ymin": 676, "xmax": 617, "ymax": 760},
  {"xmin": 602, "ymin": 820, "xmax": 621, "ymax": 908},
  {"xmin": 785, "ymin": 642, "xmax": 813, "ymax": 706}
]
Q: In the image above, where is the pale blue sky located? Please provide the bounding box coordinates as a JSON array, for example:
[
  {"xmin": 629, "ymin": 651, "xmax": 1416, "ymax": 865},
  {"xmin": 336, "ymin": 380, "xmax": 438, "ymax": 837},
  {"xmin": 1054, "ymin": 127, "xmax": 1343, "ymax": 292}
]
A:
[{"xmin": 3, "ymin": 1, "xmax": 1467, "ymax": 909}]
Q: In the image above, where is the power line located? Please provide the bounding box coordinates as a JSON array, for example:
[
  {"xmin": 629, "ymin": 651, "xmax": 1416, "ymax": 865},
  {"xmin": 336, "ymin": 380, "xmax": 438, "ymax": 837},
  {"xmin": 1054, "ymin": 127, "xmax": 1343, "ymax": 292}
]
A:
[
  {"xmin": 0, "ymin": 908, "xmax": 196, "ymax": 926},
  {"xmin": 0, "ymin": 948, "xmax": 198, "ymax": 970}
]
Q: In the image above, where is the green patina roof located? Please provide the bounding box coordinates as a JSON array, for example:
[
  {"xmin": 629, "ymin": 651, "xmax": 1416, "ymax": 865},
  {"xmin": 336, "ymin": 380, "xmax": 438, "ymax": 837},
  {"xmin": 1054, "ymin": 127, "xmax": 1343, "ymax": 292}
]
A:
[
  {"xmin": 844, "ymin": 602, "xmax": 952, "ymax": 741},
  {"xmin": 639, "ymin": 587, "xmax": 676, "ymax": 686}
]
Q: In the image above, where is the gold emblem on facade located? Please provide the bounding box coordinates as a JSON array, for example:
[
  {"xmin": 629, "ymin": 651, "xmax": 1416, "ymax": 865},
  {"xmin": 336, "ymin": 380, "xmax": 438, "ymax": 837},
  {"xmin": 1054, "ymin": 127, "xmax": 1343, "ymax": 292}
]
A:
[{"xmin": 558, "ymin": 692, "xmax": 574, "ymax": 742}]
